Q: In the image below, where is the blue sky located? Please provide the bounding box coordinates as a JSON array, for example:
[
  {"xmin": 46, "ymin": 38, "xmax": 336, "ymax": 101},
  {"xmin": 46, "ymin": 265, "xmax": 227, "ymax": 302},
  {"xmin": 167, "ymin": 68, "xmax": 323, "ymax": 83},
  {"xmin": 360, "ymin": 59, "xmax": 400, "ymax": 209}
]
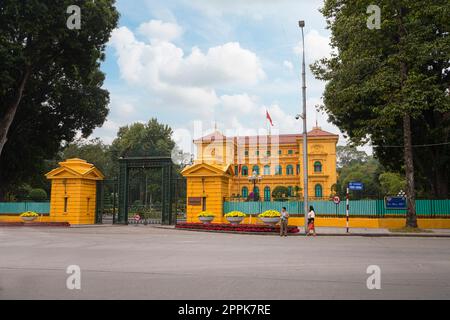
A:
[{"xmin": 92, "ymin": 0, "xmax": 343, "ymax": 152}]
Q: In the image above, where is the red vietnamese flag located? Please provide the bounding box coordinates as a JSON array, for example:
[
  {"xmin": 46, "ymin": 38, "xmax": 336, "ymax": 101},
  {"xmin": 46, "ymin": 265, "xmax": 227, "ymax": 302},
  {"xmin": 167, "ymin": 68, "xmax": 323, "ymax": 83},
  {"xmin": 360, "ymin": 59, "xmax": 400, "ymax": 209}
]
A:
[{"xmin": 266, "ymin": 110, "xmax": 274, "ymax": 127}]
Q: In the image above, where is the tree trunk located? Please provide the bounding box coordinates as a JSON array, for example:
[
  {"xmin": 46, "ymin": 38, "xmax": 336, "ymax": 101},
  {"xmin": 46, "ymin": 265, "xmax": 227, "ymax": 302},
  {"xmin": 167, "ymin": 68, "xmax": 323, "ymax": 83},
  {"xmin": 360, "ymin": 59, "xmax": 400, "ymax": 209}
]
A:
[
  {"xmin": 403, "ymin": 114, "xmax": 418, "ymax": 228},
  {"xmin": 397, "ymin": 7, "xmax": 418, "ymax": 228},
  {"xmin": 0, "ymin": 67, "xmax": 31, "ymax": 158}
]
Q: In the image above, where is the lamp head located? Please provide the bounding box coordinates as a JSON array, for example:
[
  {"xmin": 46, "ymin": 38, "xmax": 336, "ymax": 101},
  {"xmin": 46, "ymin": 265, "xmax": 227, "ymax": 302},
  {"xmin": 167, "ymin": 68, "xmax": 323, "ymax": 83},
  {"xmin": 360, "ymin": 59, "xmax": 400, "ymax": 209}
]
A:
[{"xmin": 299, "ymin": 20, "xmax": 305, "ymax": 28}]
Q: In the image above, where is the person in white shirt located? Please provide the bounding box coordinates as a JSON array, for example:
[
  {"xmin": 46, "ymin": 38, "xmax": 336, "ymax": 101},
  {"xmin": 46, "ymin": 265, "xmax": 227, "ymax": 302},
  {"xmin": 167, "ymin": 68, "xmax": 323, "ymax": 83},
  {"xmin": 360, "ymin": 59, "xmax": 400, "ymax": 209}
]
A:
[
  {"xmin": 307, "ymin": 206, "xmax": 316, "ymax": 236},
  {"xmin": 280, "ymin": 207, "xmax": 289, "ymax": 237}
]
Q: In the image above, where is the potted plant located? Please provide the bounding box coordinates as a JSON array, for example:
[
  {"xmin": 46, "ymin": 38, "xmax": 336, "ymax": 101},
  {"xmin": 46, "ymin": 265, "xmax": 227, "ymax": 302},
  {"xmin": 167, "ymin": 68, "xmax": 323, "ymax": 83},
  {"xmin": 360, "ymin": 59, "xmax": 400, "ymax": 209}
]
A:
[
  {"xmin": 20, "ymin": 211, "xmax": 39, "ymax": 222},
  {"xmin": 259, "ymin": 210, "xmax": 281, "ymax": 225},
  {"xmin": 198, "ymin": 212, "xmax": 215, "ymax": 224},
  {"xmin": 224, "ymin": 211, "xmax": 247, "ymax": 225}
]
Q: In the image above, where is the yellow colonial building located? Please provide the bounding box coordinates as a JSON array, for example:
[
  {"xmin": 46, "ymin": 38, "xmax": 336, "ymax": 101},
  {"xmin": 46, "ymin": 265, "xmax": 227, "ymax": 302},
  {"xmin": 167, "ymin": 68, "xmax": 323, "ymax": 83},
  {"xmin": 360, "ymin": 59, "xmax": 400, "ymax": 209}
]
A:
[
  {"xmin": 45, "ymin": 158, "xmax": 104, "ymax": 225},
  {"xmin": 182, "ymin": 126, "xmax": 339, "ymax": 222}
]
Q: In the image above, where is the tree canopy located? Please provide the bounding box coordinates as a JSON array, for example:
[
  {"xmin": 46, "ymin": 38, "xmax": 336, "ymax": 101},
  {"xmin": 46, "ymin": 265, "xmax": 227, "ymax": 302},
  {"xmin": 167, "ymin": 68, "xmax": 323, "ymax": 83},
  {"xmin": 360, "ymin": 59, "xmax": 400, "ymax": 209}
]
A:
[
  {"xmin": 61, "ymin": 138, "xmax": 115, "ymax": 178},
  {"xmin": 110, "ymin": 118, "xmax": 176, "ymax": 161},
  {"xmin": 334, "ymin": 146, "xmax": 406, "ymax": 199},
  {"xmin": 312, "ymin": 0, "xmax": 450, "ymax": 226},
  {"xmin": 0, "ymin": 0, "xmax": 119, "ymax": 199}
]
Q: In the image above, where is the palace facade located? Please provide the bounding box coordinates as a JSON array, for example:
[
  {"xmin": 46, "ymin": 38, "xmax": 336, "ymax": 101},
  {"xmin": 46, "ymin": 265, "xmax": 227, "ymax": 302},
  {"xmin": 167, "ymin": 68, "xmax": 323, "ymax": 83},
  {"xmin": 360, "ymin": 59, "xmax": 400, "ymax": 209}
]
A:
[{"xmin": 182, "ymin": 126, "xmax": 339, "ymax": 221}]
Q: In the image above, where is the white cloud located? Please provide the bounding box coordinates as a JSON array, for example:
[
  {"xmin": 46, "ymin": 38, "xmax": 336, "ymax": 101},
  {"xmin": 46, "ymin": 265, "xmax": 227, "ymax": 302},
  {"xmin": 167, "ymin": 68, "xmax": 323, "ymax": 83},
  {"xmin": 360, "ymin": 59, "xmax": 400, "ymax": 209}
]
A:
[
  {"xmin": 109, "ymin": 23, "xmax": 265, "ymax": 113},
  {"xmin": 185, "ymin": 0, "xmax": 315, "ymax": 19},
  {"xmin": 164, "ymin": 43, "xmax": 265, "ymax": 86},
  {"xmin": 116, "ymin": 102, "xmax": 135, "ymax": 115},
  {"xmin": 294, "ymin": 29, "xmax": 332, "ymax": 62},
  {"xmin": 211, "ymin": 98, "xmax": 299, "ymax": 136},
  {"xmin": 92, "ymin": 119, "xmax": 121, "ymax": 144},
  {"xmin": 138, "ymin": 20, "xmax": 183, "ymax": 42},
  {"xmin": 283, "ymin": 60, "xmax": 294, "ymax": 71},
  {"xmin": 219, "ymin": 94, "xmax": 259, "ymax": 114}
]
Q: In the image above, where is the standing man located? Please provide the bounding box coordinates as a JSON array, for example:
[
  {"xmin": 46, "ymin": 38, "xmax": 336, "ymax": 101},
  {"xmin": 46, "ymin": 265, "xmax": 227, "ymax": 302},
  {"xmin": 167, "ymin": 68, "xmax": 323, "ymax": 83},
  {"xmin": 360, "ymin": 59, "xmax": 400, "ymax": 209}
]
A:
[{"xmin": 280, "ymin": 207, "xmax": 289, "ymax": 237}]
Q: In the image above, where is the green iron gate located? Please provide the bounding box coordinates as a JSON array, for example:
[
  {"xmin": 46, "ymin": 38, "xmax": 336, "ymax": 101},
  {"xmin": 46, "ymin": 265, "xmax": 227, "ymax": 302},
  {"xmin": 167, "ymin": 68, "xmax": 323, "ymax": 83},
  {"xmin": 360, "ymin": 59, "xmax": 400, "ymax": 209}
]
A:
[
  {"xmin": 96, "ymin": 179, "xmax": 118, "ymax": 224},
  {"xmin": 117, "ymin": 157, "xmax": 175, "ymax": 225}
]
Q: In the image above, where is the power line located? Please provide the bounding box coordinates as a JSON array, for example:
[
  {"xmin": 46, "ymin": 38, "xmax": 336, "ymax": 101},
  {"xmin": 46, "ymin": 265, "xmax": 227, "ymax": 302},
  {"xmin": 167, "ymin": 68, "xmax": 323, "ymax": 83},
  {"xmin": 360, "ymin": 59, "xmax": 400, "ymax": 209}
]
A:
[{"xmin": 373, "ymin": 141, "xmax": 450, "ymax": 148}]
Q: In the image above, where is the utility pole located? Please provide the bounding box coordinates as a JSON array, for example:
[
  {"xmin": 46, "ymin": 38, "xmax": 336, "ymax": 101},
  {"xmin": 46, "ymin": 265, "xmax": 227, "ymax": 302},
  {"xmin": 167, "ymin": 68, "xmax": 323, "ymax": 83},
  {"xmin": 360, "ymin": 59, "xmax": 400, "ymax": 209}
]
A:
[{"xmin": 299, "ymin": 20, "xmax": 309, "ymax": 234}]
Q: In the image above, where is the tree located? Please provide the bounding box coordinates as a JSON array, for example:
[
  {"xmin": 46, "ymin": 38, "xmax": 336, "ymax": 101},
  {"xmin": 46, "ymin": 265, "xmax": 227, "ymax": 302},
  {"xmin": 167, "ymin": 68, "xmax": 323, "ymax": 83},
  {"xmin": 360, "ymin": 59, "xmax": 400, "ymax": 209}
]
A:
[
  {"xmin": 61, "ymin": 138, "xmax": 114, "ymax": 178},
  {"xmin": 110, "ymin": 118, "xmax": 178, "ymax": 205},
  {"xmin": 335, "ymin": 158, "xmax": 383, "ymax": 199},
  {"xmin": 0, "ymin": 1, "xmax": 119, "ymax": 199},
  {"xmin": 312, "ymin": 0, "xmax": 450, "ymax": 227},
  {"xmin": 337, "ymin": 145, "xmax": 369, "ymax": 169},
  {"xmin": 272, "ymin": 186, "xmax": 290, "ymax": 201},
  {"xmin": 379, "ymin": 172, "xmax": 406, "ymax": 196},
  {"xmin": 28, "ymin": 188, "xmax": 48, "ymax": 201},
  {"xmin": 110, "ymin": 118, "xmax": 175, "ymax": 160}
]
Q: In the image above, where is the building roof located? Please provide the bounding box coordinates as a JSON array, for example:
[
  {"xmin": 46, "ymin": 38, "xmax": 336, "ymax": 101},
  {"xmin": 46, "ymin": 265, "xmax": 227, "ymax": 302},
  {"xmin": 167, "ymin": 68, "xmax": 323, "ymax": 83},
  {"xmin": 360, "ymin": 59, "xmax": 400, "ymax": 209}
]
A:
[
  {"xmin": 194, "ymin": 127, "xmax": 339, "ymax": 144},
  {"xmin": 181, "ymin": 162, "xmax": 233, "ymax": 177},
  {"xmin": 46, "ymin": 158, "xmax": 105, "ymax": 180}
]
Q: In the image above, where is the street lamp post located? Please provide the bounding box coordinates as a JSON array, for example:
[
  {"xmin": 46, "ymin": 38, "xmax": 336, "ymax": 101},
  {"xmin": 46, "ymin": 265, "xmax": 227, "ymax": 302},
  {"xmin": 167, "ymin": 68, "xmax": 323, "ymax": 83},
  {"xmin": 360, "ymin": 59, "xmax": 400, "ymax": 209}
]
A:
[
  {"xmin": 299, "ymin": 20, "xmax": 309, "ymax": 234},
  {"xmin": 248, "ymin": 171, "xmax": 262, "ymax": 201}
]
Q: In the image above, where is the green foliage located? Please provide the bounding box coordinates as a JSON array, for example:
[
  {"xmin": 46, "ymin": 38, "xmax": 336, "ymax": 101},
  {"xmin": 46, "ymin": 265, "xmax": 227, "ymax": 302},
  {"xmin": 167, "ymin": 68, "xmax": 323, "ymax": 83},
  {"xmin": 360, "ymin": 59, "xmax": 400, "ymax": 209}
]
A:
[
  {"xmin": 312, "ymin": 0, "xmax": 450, "ymax": 198},
  {"xmin": 272, "ymin": 186, "xmax": 289, "ymax": 200},
  {"xmin": 108, "ymin": 118, "xmax": 179, "ymax": 206},
  {"xmin": 336, "ymin": 158, "xmax": 383, "ymax": 199},
  {"xmin": 337, "ymin": 145, "xmax": 369, "ymax": 169},
  {"xmin": 379, "ymin": 172, "xmax": 406, "ymax": 196},
  {"xmin": 28, "ymin": 188, "xmax": 47, "ymax": 201},
  {"xmin": 61, "ymin": 138, "xmax": 114, "ymax": 177},
  {"xmin": 0, "ymin": 0, "xmax": 119, "ymax": 199},
  {"xmin": 110, "ymin": 118, "xmax": 175, "ymax": 159}
]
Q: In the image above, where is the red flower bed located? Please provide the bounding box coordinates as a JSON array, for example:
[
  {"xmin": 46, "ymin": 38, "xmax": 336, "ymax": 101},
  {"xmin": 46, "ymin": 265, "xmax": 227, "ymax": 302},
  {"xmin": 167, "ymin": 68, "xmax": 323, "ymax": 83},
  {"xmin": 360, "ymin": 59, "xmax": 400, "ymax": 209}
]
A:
[
  {"xmin": 0, "ymin": 222, "xmax": 70, "ymax": 227},
  {"xmin": 176, "ymin": 223, "xmax": 299, "ymax": 234}
]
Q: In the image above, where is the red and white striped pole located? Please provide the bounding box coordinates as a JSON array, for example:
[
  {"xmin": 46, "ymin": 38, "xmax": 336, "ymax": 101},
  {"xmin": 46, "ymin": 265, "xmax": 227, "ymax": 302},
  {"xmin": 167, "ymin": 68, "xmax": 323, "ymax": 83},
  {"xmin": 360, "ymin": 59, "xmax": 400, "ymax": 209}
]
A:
[{"xmin": 346, "ymin": 187, "xmax": 350, "ymax": 233}]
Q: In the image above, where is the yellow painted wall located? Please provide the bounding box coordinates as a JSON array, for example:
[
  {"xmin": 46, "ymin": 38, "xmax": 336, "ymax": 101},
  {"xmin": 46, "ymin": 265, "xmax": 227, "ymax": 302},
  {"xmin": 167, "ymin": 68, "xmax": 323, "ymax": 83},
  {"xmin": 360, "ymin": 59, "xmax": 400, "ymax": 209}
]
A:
[
  {"xmin": 48, "ymin": 179, "xmax": 97, "ymax": 225},
  {"xmin": 235, "ymin": 217, "xmax": 450, "ymax": 229},
  {"xmin": 44, "ymin": 158, "xmax": 104, "ymax": 225},
  {"xmin": 185, "ymin": 175, "xmax": 230, "ymax": 224}
]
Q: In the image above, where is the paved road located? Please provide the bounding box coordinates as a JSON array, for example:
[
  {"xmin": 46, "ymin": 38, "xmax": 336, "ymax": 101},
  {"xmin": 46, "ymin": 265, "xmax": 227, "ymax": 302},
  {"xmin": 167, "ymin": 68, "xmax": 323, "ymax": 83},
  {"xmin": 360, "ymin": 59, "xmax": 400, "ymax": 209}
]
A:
[{"xmin": 1, "ymin": 226, "xmax": 449, "ymax": 300}]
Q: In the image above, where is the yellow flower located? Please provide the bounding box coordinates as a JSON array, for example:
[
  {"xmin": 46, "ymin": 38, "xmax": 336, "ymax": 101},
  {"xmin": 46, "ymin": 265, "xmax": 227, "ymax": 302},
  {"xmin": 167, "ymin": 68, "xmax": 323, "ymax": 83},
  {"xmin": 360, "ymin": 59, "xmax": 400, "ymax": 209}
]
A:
[
  {"xmin": 225, "ymin": 211, "xmax": 247, "ymax": 218},
  {"xmin": 259, "ymin": 210, "xmax": 281, "ymax": 218},
  {"xmin": 198, "ymin": 211, "xmax": 215, "ymax": 218},
  {"xmin": 20, "ymin": 211, "xmax": 39, "ymax": 218}
]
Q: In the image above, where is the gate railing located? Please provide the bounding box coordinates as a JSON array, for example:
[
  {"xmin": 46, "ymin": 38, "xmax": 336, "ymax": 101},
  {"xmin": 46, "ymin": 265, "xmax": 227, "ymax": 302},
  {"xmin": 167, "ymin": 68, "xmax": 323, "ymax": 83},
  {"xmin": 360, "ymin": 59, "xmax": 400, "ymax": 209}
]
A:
[
  {"xmin": 224, "ymin": 200, "xmax": 450, "ymax": 218},
  {"xmin": 0, "ymin": 202, "xmax": 50, "ymax": 215}
]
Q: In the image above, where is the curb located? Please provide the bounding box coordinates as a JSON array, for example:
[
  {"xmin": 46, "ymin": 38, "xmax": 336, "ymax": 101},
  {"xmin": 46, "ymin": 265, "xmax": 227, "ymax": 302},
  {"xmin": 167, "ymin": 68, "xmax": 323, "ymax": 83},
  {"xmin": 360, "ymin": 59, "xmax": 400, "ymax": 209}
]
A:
[{"xmin": 158, "ymin": 226, "xmax": 450, "ymax": 238}]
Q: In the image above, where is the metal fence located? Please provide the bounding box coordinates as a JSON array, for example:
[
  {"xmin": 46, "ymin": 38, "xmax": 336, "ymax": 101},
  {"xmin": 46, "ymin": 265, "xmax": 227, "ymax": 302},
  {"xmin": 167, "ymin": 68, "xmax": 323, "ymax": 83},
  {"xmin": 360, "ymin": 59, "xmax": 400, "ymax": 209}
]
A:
[
  {"xmin": 224, "ymin": 200, "xmax": 450, "ymax": 218},
  {"xmin": 0, "ymin": 202, "xmax": 50, "ymax": 215}
]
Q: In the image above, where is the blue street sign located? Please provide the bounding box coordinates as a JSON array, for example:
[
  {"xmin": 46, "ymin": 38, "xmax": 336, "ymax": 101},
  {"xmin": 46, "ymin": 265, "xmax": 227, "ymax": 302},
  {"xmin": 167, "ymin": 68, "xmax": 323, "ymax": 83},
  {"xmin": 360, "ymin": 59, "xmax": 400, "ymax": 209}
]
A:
[
  {"xmin": 385, "ymin": 196, "xmax": 408, "ymax": 210},
  {"xmin": 348, "ymin": 182, "xmax": 364, "ymax": 191}
]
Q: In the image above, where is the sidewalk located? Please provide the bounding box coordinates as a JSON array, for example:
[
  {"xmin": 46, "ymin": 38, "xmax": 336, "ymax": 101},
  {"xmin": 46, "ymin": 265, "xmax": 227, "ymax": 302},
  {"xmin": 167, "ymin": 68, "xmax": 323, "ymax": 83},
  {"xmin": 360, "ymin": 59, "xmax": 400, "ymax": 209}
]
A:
[
  {"xmin": 155, "ymin": 224, "xmax": 450, "ymax": 238},
  {"xmin": 297, "ymin": 227, "xmax": 450, "ymax": 238},
  {"xmin": 65, "ymin": 224, "xmax": 450, "ymax": 237}
]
